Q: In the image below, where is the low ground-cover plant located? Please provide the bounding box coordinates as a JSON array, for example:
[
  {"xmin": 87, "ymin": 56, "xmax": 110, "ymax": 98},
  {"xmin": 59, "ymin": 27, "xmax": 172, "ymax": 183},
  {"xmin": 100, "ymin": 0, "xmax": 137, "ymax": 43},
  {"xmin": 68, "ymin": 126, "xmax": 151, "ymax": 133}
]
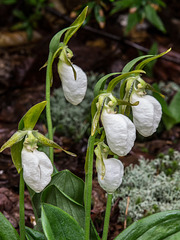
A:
[{"xmin": 113, "ymin": 150, "xmax": 180, "ymax": 227}]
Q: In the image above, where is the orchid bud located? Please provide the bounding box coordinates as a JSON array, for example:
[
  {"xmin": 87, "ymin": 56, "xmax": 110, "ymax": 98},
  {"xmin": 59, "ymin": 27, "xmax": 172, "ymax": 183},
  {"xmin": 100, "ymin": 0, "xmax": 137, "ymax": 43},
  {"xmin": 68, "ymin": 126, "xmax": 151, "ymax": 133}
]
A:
[
  {"xmin": 130, "ymin": 92, "xmax": 162, "ymax": 137},
  {"xmin": 101, "ymin": 109, "xmax": 136, "ymax": 156},
  {"xmin": 98, "ymin": 158, "xmax": 124, "ymax": 194},
  {"xmin": 21, "ymin": 148, "xmax": 53, "ymax": 193},
  {"xmin": 58, "ymin": 61, "xmax": 87, "ymax": 105}
]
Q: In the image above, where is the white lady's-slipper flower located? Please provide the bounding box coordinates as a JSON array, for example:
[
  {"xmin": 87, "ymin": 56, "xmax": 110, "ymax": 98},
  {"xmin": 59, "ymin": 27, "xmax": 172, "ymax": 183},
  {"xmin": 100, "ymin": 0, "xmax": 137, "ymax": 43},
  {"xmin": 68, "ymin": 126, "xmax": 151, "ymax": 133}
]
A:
[
  {"xmin": 58, "ymin": 61, "xmax": 87, "ymax": 105},
  {"xmin": 21, "ymin": 148, "xmax": 53, "ymax": 193},
  {"xmin": 130, "ymin": 92, "xmax": 162, "ymax": 137},
  {"xmin": 98, "ymin": 158, "xmax": 124, "ymax": 194},
  {"xmin": 101, "ymin": 109, "xmax": 136, "ymax": 156}
]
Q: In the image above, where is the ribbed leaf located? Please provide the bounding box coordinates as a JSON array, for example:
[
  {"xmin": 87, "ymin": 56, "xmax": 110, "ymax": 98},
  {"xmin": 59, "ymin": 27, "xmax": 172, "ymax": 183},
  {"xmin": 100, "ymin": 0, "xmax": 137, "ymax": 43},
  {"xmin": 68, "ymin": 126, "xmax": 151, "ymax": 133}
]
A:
[{"xmin": 115, "ymin": 210, "xmax": 180, "ymax": 240}]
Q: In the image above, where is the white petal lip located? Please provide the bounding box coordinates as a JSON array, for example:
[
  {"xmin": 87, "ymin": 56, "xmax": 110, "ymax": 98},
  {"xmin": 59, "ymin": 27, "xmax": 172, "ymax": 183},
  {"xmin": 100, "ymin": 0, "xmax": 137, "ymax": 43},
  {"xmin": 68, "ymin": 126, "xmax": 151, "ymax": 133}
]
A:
[
  {"xmin": 58, "ymin": 62, "xmax": 87, "ymax": 105},
  {"xmin": 98, "ymin": 158, "xmax": 124, "ymax": 193},
  {"xmin": 131, "ymin": 93, "xmax": 162, "ymax": 137},
  {"xmin": 21, "ymin": 149, "xmax": 53, "ymax": 193},
  {"xmin": 101, "ymin": 110, "xmax": 136, "ymax": 156}
]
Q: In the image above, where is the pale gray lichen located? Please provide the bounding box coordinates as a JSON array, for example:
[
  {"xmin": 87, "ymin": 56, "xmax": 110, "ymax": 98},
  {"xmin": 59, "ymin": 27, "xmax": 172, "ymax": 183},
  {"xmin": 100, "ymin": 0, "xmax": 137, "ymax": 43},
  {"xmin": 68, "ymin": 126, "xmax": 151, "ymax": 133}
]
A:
[{"xmin": 113, "ymin": 150, "xmax": 180, "ymax": 226}]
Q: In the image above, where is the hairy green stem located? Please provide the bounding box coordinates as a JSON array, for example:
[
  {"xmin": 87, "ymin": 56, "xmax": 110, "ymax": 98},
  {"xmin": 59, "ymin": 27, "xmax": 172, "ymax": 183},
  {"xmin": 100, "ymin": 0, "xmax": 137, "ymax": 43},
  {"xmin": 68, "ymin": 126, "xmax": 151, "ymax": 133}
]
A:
[
  {"xmin": 46, "ymin": 54, "xmax": 54, "ymax": 163},
  {"xmin": 84, "ymin": 134, "xmax": 95, "ymax": 240},
  {"xmin": 19, "ymin": 170, "xmax": 25, "ymax": 240},
  {"xmin": 102, "ymin": 194, "xmax": 113, "ymax": 240}
]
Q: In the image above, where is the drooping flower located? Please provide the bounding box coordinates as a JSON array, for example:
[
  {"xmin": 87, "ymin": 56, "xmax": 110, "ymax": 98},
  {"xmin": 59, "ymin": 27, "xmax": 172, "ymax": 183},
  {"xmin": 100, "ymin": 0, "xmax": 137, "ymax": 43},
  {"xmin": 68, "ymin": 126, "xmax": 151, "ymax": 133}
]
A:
[
  {"xmin": 130, "ymin": 92, "xmax": 162, "ymax": 137},
  {"xmin": 101, "ymin": 109, "xmax": 136, "ymax": 156},
  {"xmin": 21, "ymin": 148, "xmax": 53, "ymax": 193},
  {"xmin": 97, "ymin": 158, "xmax": 124, "ymax": 194},
  {"xmin": 58, "ymin": 61, "xmax": 87, "ymax": 105}
]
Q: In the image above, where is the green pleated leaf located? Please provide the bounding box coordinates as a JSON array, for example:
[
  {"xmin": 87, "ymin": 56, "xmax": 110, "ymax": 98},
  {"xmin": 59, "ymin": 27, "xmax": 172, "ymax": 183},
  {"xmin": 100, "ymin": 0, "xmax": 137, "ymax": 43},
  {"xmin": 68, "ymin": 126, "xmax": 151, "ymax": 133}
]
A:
[
  {"xmin": 11, "ymin": 139, "xmax": 24, "ymax": 173},
  {"xmin": 33, "ymin": 131, "xmax": 76, "ymax": 157},
  {"xmin": 18, "ymin": 101, "xmax": 47, "ymax": 130},
  {"xmin": 135, "ymin": 48, "xmax": 171, "ymax": 70},
  {"xmin": 94, "ymin": 72, "xmax": 120, "ymax": 97},
  {"xmin": 49, "ymin": 170, "xmax": 84, "ymax": 205},
  {"xmin": 115, "ymin": 210, "xmax": 180, "ymax": 240},
  {"xmin": 41, "ymin": 203, "xmax": 84, "ymax": 240},
  {"xmin": 122, "ymin": 55, "xmax": 153, "ymax": 74},
  {"xmin": 0, "ymin": 130, "xmax": 27, "ymax": 152},
  {"xmin": 0, "ymin": 212, "xmax": 20, "ymax": 240},
  {"xmin": 25, "ymin": 227, "xmax": 45, "ymax": 240},
  {"xmin": 63, "ymin": 7, "xmax": 88, "ymax": 45}
]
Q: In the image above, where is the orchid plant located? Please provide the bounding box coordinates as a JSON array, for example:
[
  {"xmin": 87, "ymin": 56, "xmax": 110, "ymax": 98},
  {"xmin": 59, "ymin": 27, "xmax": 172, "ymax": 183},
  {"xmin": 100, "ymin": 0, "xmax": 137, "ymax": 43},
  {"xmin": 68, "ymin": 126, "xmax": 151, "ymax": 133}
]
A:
[{"xmin": 0, "ymin": 6, "xmax": 180, "ymax": 240}]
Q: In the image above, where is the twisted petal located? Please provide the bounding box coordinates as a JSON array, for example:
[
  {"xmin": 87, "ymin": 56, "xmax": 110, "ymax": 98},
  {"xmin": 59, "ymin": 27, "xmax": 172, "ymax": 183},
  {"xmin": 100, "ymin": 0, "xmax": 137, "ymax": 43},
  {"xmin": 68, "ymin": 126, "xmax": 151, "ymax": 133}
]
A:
[
  {"xmin": 21, "ymin": 148, "xmax": 53, "ymax": 193},
  {"xmin": 101, "ymin": 109, "xmax": 136, "ymax": 156},
  {"xmin": 131, "ymin": 93, "xmax": 162, "ymax": 137},
  {"xmin": 98, "ymin": 158, "xmax": 124, "ymax": 193},
  {"xmin": 58, "ymin": 62, "xmax": 87, "ymax": 105}
]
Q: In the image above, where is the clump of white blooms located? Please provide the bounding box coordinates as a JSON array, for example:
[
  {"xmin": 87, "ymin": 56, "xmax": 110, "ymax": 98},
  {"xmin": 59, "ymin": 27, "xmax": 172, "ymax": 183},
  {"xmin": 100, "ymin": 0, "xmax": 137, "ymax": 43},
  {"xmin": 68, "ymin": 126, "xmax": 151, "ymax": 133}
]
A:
[
  {"xmin": 97, "ymin": 158, "xmax": 124, "ymax": 194},
  {"xmin": 58, "ymin": 61, "xmax": 87, "ymax": 105},
  {"xmin": 21, "ymin": 131, "xmax": 53, "ymax": 193},
  {"xmin": 113, "ymin": 151, "xmax": 180, "ymax": 225},
  {"xmin": 130, "ymin": 92, "xmax": 162, "ymax": 137},
  {"xmin": 101, "ymin": 108, "xmax": 136, "ymax": 156}
]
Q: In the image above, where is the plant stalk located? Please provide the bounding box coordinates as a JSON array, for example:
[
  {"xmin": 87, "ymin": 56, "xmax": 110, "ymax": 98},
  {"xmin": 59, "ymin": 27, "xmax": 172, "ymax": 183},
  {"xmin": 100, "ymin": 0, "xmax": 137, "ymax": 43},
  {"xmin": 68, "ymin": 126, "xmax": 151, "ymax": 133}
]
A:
[
  {"xmin": 84, "ymin": 134, "xmax": 95, "ymax": 240},
  {"xmin": 19, "ymin": 170, "xmax": 25, "ymax": 240},
  {"xmin": 46, "ymin": 54, "xmax": 54, "ymax": 163},
  {"xmin": 102, "ymin": 193, "xmax": 113, "ymax": 240}
]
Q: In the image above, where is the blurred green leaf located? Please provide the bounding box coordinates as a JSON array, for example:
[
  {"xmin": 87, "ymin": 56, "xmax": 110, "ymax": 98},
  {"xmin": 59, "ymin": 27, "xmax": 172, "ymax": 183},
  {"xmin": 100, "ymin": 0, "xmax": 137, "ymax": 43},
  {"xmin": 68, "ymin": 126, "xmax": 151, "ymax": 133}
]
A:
[
  {"xmin": 0, "ymin": 212, "xmax": 20, "ymax": 240},
  {"xmin": 169, "ymin": 90, "xmax": 180, "ymax": 123},
  {"xmin": 145, "ymin": 5, "xmax": 166, "ymax": 33},
  {"xmin": 125, "ymin": 12, "xmax": 141, "ymax": 33}
]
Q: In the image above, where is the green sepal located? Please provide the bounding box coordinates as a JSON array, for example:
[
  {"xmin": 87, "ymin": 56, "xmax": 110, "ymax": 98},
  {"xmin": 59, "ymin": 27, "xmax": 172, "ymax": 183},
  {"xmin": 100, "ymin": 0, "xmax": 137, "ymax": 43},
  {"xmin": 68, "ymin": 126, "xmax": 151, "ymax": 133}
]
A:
[
  {"xmin": 11, "ymin": 140, "xmax": 24, "ymax": 173},
  {"xmin": 18, "ymin": 101, "xmax": 47, "ymax": 130},
  {"xmin": 94, "ymin": 144, "xmax": 106, "ymax": 179},
  {"xmin": 135, "ymin": 48, "xmax": 171, "ymax": 70},
  {"xmin": 146, "ymin": 83, "xmax": 165, "ymax": 98},
  {"xmin": 0, "ymin": 130, "xmax": 27, "ymax": 152},
  {"xmin": 94, "ymin": 72, "xmax": 121, "ymax": 97},
  {"xmin": 91, "ymin": 95, "xmax": 106, "ymax": 136},
  {"xmin": 63, "ymin": 6, "xmax": 88, "ymax": 45},
  {"xmin": 116, "ymin": 98, "xmax": 139, "ymax": 107},
  {"xmin": 107, "ymin": 70, "xmax": 145, "ymax": 93},
  {"xmin": 33, "ymin": 131, "xmax": 76, "ymax": 157}
]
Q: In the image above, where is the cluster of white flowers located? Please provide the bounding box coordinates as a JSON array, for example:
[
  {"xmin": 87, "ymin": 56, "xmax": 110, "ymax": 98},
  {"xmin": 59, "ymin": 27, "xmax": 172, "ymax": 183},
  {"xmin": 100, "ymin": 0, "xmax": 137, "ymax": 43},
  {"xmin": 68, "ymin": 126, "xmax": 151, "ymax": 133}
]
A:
[{"xmin": 97, "ymin": 79, "xmax": 162, "ymax": 194}]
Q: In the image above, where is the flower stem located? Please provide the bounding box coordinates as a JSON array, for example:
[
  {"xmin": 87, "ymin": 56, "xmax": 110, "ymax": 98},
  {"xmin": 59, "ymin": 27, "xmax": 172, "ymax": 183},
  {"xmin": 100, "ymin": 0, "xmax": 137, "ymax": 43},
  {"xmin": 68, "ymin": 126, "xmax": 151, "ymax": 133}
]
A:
[
  {"xmin": 19, "ymin": 170, "xmax": 25, "ymax": 240},
  {"xmin": 46, "ymin": 54, "xmax": 54, "ymax": 163},
  {"xmin": 102, "ymin": 193, "xmax": 113, "ymax": 240},
  {"xmin": 84, "ymin": 134, "xmax": 95, "ymax": 240}
]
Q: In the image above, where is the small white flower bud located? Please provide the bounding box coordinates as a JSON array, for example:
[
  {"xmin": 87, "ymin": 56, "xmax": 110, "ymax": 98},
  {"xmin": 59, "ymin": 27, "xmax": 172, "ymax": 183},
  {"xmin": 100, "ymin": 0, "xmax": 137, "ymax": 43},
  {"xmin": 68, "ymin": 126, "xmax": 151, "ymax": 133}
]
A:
[
  {"xmin": 98, "ymin": 158, "xmax": 124, "ymax": 193},
  {"xmin": 58, "ymin": 61, "xmax": 87, "ymax": 105},
  {"xmin": 21, "ymin": 148, "xmax": 53, "ymax": 193},
  {"xmin": 130, "ymin": 93, "xmax": 162, "ymax": 137},
  {"xmin": 101, "ymin": 109, "xmax": 136, "ymax": 156}
]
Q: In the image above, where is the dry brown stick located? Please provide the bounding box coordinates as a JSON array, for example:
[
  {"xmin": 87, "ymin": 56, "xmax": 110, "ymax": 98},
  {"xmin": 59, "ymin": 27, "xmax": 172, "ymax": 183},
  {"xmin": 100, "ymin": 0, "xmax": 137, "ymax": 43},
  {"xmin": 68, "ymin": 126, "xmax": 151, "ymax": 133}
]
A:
[
  {"xmin": 45, "ymin": 6, "xmax": 180, "ymax": 64},
  {"xmin": 124, "ymin": 196, "xmax": 130, "ymax": 229}
]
